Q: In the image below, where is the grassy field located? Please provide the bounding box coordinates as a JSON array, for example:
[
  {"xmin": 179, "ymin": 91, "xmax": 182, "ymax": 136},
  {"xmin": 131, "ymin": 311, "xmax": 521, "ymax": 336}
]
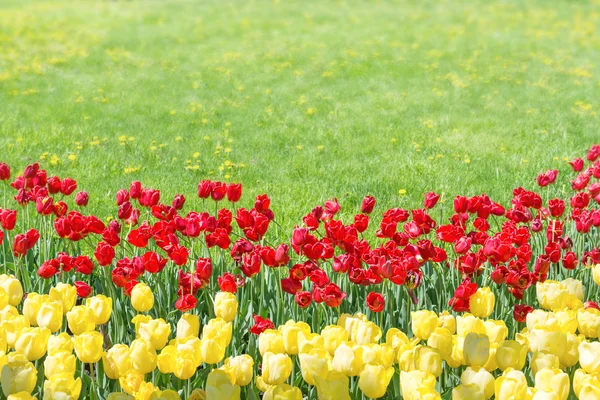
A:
[{"xmin": 1, "ymin": 0, "xmax": 599, "ymax": 225}]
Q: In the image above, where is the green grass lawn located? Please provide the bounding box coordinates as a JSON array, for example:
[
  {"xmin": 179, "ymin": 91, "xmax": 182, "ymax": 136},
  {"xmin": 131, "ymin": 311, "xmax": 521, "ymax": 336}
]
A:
[{"xmin": 1, "ymin": 0, "xmax": 599, "ymax": 225}]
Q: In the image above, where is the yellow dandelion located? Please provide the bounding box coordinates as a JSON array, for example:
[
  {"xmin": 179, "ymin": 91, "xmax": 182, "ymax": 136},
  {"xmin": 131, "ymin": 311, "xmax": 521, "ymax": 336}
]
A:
[
  {"xmin": 399, "ymin": 189, "xmax": 407, "ymax": 195},
  {"xmin": 176, "ymin": 136, "xmax": 183, "ymax": 141},
  {"xmin": 193, "ymin": 152, "xmax": 200, "ymax": 159},
  {"xmin": 170, "ymin": 110, "xmax": 177, "ymax": 115},
  {"xmin": 68, "ymin": 154, "xmax": 77, "ymax": 161},
  {"xmin": 464, "ymin": 158, "xmax": 471, "ymax": 164},
  {"xmin": 203, "ymin": 136, "xmax": 210, "ymax": 141},
  {"xmin": 317, "ymin": 145, "xmax": 324, "ymax": 150}
]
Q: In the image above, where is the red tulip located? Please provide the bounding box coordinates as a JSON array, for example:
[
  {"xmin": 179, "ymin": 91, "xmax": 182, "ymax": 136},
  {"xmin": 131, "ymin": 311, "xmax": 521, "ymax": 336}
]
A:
[
  {"xmin": 0, "ymin": 163, "xmax": 10, "ymax": 180},
  {"xmin": 74, "ymin": 255, "xmax": 94, "ymax": 275},
  {"xmin": 424, "ymin": 191, "xmax": 440, "ymax": 209},
  {"xmin": 570, "ymin": 192, "xmax": 590, "ymax": 209},
  {"xmin": 319, "ymin": 283, "xmax": 346, "ymax": 308},
  {"xmin": 226, "ymin": 183, "xmax": 242, "ymax": 202},
  {"xmin": 361, "ymin": 195, "xmax": 376, "ymax": 214},
  {"xmin": 250, "ymin": 315, "xmax": 274, "ymax": 335},
  {"xmin": 587, "ymin": 144, "xmax": 600, "ymax": 162},
  {"xmin": 38, "ymin": 260, "xmax": 59, "ymax": 279},
  {"xmin": 195, "ymin": 258, "xmax": 213, "ymax": 282},
  {"xmin": 116, "ymin": 189, "xmax": 130, "ymax": 205},
  {"xmin": 218, "ymin": 273, "xmax": 237, "ymax": 293},
  {"xmin": 172, "ymin": 194, "xmax": 186, "ymax": 210},
  {"xmin": 53, "ymin": 201, "xmax": 68, "ymax": 217},
  {"xmin": 295, "ymin": 291, "xmax": 312, "ymax": 308},
  {"xmin": 0, "ymin": 209, "xmax": 17, "ymax": 230},
  {"xmin": 281, "ymin": 278, "xmax": 302, "ymax": 294},
  {"xmin": 548, "ymin": 199, "xmax": 565, "ymax": 217},
  {"xmin": 129, "ymin": 181, "xmax": 142, "ymax": 199},
  {"xmin": 168, "ymin": 245, "xmax": 189, "ymax": 266},
  {"xmin": 60, "ymin": 178, "xmax": 77, "ymax": 196},
  {"xmin": 74, "ymin": 281, "xmax": 92, "ymax": 298},
  {"xmin": 139, "ymin": 189, "xmax": 160, "ymax": 207},
  {"xmin": 569, "ymin": 158, "xmax": 584, "ymax": 172},
  {"xmin": 354, "ymin": 214, "xmax": 369, "ymax": 233},
  {"xmin": 211, "ymin": 182, "xmax": 227, "ymax": 201},
  {"xmin": 513, "ymin": 304, "xmax": 533, "ymax": 323},
  {"xmin": 366, "ymin": 292, "xmax": 385, "ymax": 312},
  {"xmin": 175, "ymin": 294, "xmax": 197, "ymax": 312},
  {"xmin": 536, "ymin": 169, "xmax": 558, "ymax": 187},
  {"xmin": 35, "ymin": 197, "xmax": 54, "ymax": 216},
  {"xmin": 561, "ymin": 251, "xmax": 578, "ymax": 270},
  {"xmin": 75, "ymin": 191, "xmax": 89, "ymax": 206},
  {"xmin": 94, "ymin": 242, "xmax": 115, "ymax": 267}
]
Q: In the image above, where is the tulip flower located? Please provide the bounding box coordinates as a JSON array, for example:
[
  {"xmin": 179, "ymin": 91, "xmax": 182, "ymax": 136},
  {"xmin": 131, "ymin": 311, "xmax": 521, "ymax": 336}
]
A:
[
  {"xmin": 354, "ymin": 320, "xmax": 382, "ymax": 345},
  {"xmin": 1, "ymin": 354, "xmax": 37, "ymax": 396},
  {"xmin": 456, "ymin": 314, "xmax": 486, "ymax": 337},
  {"xmin": 22, "ymin": 293, "xmax": 46, "ymax": 326},
  {"xmin": 85, "ymin": 295, "xmax": 113, "ymax": 325},
  {"xmin": 494, "ymin": 369, "xmax": 528, "ymax": 400},
  {"xmin": 36, "ymin": 300, "xmax": 63, "ymax": 332},
  {"xmin": 452, "ymin": 384, "xmax": 485, "ymax": 400},
  {"xmin": 529, "ymin": 328, "xmax": 567, "ymax": 358},
  {"xmin": 44, "ymin": 351, "xmax": 76, "ymax": 378},
  {"xmin": 358, "ymin": 363, "xmax": 395, "ymax": 398},
  {"xmin": 14, "ymin": 327, "xmax": 51, "ymax": 361},
  {"xmin": 495, "ymin": 340, "xmax": 528, "ymax": 371},
  {"xmin": 0, "ymin": 275, "xmax": 23, "ymax": 306},
  {"xmin": 262, "ymin": 352, "xmax": 293, "ymax": 385},
  {"xmin": 130, "ymin": 339, "xmax": 157, "ymax": 374},
  {"xmin": 461, "ymin": 366, "xmax": 495, "ymax": 399},
  {"xmin": 72, "ymin": 331, "xmax": 104, "ymax": 364},
  {"xmin": 314, "ymin": 370, "xmax": 351, "ymax": 400},
  {"xmin": 414, "ymin": 345, "xmax": 442, "ymax": 377},
  {"xmin": 299, "ymin": 348, "xmax": 332, "ymax": 385},
  {"xmin": 578, "ymin": 308, "xmax": 600, "ymax": 338},
  {"xmin": 332, "ymin": 341, "xmax": 365, "ymax": 376},
  {"xmin": 131, "ymin": 282, "xmax": 154, "ymax": 312},
  {"xmin": 411, "ymin": 310, "xmax": 438, "ymax": 340},
  {"xmin": 49, "ymin": 283, "xmax": 76, "ymax": 314},
  {"xmin": 321, "ymin": 325, "xmax": 349, "ymax": 355},
  {"xmin": 47, "ymin": 332, "xmax": 74, "ymax": 355},
  {"xmin": 213, "ymin": 292, "xmax": 238, "ymax": 323},
  {"xmin": 138, "ymin": 318, "xmax": 171, "ymax": 350},
  {"xmin": 469, "ymin": 287, "xmax": 495, "ymax": 318},
  {"xmin": 176, "ymin": 313, "xmax": 200, "ymax": 338},
  {"xmin": 534, "ymin": 368, "xmax": 569, "ymax": 400},
  {"xmin": 579, "ymin": 341, "xmax": 600, "ymax": 374},
  {"xmin": 205, "ymin": 369, "xmax": 240, "ymax": 400},
  {"xmin": 263, "ymin": 384, "xmax": 303, "ymax": 400},
  {"xmin": 43, "ymin": 373, "xmax": 82, "ymax": 399},
  {"xmin": 427, "ymin": 327, "xmax": 453, "ymax": 360},
  {"xmin": 66, "ymin": 305, "xmax": 95, "ymax": 335},
  {"xmin": 400, "ymin": 370, "xmax": 437, "ymax": 400},
  {"xmin": 119, "ymin": 371, "xmax": 145, "ymax": 395},
  {"xmin": 530, "ymin": 352, "xmax": 559, "ymax": 376},
  {"xmin": 259, "ymin": 329, "xmax": 285, "ymax": 356},
  {"xmin": 464, "ymin": 333, "xmax": 490, "ymax": 367},
  {"xmin": 223, "ymin": 355, "xmax": 254, "ymax": 386},
  {"xmin": 279, "ymin": 320, "xmax": 311, "ymax": 355}
]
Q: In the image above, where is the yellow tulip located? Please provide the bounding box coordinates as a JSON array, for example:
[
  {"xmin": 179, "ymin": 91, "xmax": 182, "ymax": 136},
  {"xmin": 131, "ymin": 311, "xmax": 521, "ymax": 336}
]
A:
[
  {"xmin": 86, "ymin": 295, "xmax": 113, "ymax": 325},
  {"xmin": 297, "ymin": 348, "xmax": 329, "ymax": 385},
  {"xmin": 0, "ymin": 287, "xmax": 7, "ymax": 309},
  {"xmin": 555, "ymin": 310, "xmax": 578, "ymax": 334},
  {"xmin": 134, "ymin": 382, "xmax": 159, "ymax": 400},
  {"xmin": 354, "ymin": 320, "xmax": 382, "ymax": 345},
  {"xmin": 484, "ymin": 320, "xmax": 508, "ymax": 345},
  {"xmin": 337, "ymin": 313, "xmax": 367, "ymax": 338},
  {"xmin": 297, "ymin": 332, "xmax": 323, "ymax": 354},
  {"xmin": 130, "ymin": 338, "xmax": 157, "ymax": 374},
  {"xmin": 157, "ymin": 345, "xmax": 176, "ymax": 375},
  {"xmin": 469, "ymin": 287, "xmax": 495, "ymax": 318},
  {"xmin": 47, "ymin": 332, "xmax": 74, "ymax": 355},
  {"xmin": 494, "ymin": 369, "xmax": 528, "ymax": 400},
  {"xmin": 263, "ymin": 384, "xmax": 303, "ymax": 400},
  {"xmin": 364, "ymin": 343, "xmax": 395, "ymax": 368},
  {"xmin": 131, "ymin": 314, "xmax": 152, "ymax": 332},
  {"xmin": 175, "ymin": 336, "xmax": 203, "ymax": 366},
  {"xmin": 536, "ymin": 281, "xmax": 569, "ymax": 311},
  {"xmin": 581, "ymin": 383, "xmax": 600, "ymax": 400},
  {"xmin": 534, "ymin": 368, "xmax": 569, "ymax": 400},
  {"xmin": 224, "ymin": 354, "xmax": 254, "ymax": 386},
  {"xmin": 73, "ymin": 331, "xmax": 104, "ymax": 363},
  {"xmin": 495, "ymin": 340, "xmax": 528, "ymax": 371},
  {"xmin": 279, "ymin": 320, "xmax": 311, "ymax": 355},
  {"xmin": 131, "ymin": 283, "xmax": 154, "ymax": 312},
  {"xmin": 461, "ymin": 366, "xmax": 495, "ymax": 399},
  {"xmin": 578, "ymin": 308, "xmax": 600, "ymax": 339},
  {"xmin": 456, "ymin": 314, "xmax": 486, "ymax": 337},
  {"xmin": 138, "ymin": 318, "xmax": 171, "ymax": 350},
  {"xmin": 176, "ymin": 313, "xmax": 200, "ymax": 338},
  {"xmin": 175, "ymin": 348, "xmax": 199, "ymax": 380},
  {"xmin": 1, "ymin": 354, "xmax": 37, "ymax": 396},
  {"xmin": 36, "ymin": 300, "xmax": 63, "ymax": 333},
  {"xmin": 202, "ymin": 318, "xmax": 232, "ymax": 349},
  {"xmin": 49, "ymin": 283, "xmax": 76, "ymax": 314},
  {"xmin": 574, "ymin": 369, "xmax": 600, "ymax": 398},
  {"xmin": 262, "ymin": 352, "xmax": 293, "ymax": 385},
  {"xmin": 66, "ymin": 305, "xmax": 95, "ymax": 335},
  {"xmin": 7, "ymin": 392, "xmax": 37, "ymax": 400},
  {"xmin": 103, "ymin": 344, "xmax": 131, "ymax": 379},
  {"xmin": 22, "ymin": 293, "xmax": 46, "ymax": 326},
  {"xmin": 0, "ymin": 328, "xmax": 6, "ymax": 354},
  {"xmin": 414, "ymin": 346, "xmax": 442, "ymax": 377},
  {"xmin": 358, "ymin": 363, "xmax": 395, "ymax": 398},
  {"xmin": 14, "ymin": 327, "xmax": 51, "ymax": 361},
  {"xmin": 400, "ymin": 370, "xmax": 437, "ymax": 400},
  {"xmin": 427, "ymin": 327, "xmax": 453, "ymax": 360},
  {"xmin": 483, "ymin": 342, "xmax": 499, "ymax": 372},
  {"xmin": 0, "ymin": 304, "xmax": 19, "ymax": 322},
  {"xmin": 314, "ymin": 370, "xmax": 351, "ymax": 400},
  {"xmin": 43, "ymin": 373, "xmax": 82, "ymax": 399},
  {"xmin": 332, "ymin": 341, "xmax": 365, "ymax": 376},
  {"xmin": 386, "ymin": 328, "xmax": 410, "ymax": 351},
  {"xmin": 107, "ymin": 393, "xmax": 134, "ymax": 400},
  {"xmin": 44, "ymin": 351, "xmax": 76, "ymax": 378},
  {"xmin": 199, "ymin": 338, "xmax": 225, "ymax": 365},
  {"xmin": 322, "ymin": 325, "xmax": 349, "ymax": 355},
  {"xmin": 579, "ymin": 341, "xmax": 600, "ymax": 374},
  {"xmin": 119, "ymin": 371, "xmax": 144, "ymax": 395},
  {"xmin": 529, "ymin": 328, "xmax": 566, "ymax": 358},
  {"xmin": 530, "ymin": 352, "xmax": 559, "ymax": 376},
  {"xmin": 438, "ymin": 311, "xmax": 456, "ymax": 334},
  {"xmin": 593, "ymin": 264, "xmax": 600, "ymax": 286},
  {"xmin": 188, "ymin": 389, "xmax": 206, "ymax": 400},
  {"xmin": 526, "ymin": 310, "xmax": 559, "ymax": 332},
  {"xmin": 559, "ymin": 332, "xmax": 582, "ymax": 368},
  {"xmin": 411, "ymin": 310, "xmax": 438, "ymax": 340},
  {"xmin": 0, "ymin": 274, "xmax": 23, "ymax": 306},
  {"xmin": 562, "ymin": 278, "xmax": 583, "ymax": 303},
  {"xmin": 206, "ymin": 369, "xmax": 240, "ymax": 400},
  {"xmin": 149, "ymin": 389, "xmax": 181, "ymax": 400},
  {"xmin": 464, "ymin": 333, "xmax": 490, "ymax": 367},
  {"xmin": 452, "ymin": 384, "xmax": 485, "ymax": 400},
  {"xmin": 259, "ymin": 329, "xmax": 285, "ymax": 356},
  {"xmin": 213, "ymin": 292, "xmax": 238, "ymax": 323}
]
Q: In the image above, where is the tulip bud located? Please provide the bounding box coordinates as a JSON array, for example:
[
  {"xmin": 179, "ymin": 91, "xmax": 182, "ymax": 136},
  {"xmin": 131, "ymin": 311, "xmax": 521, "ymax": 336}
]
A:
[
  {"xmin": 464, "ymin": 333, "xmax": 490, "ymax": 367},
  {"xmin": 469, "ymin": 287, "xmax": 495, "ymax": 318},
  {"xmin": 359, "ymin": 363, "xmax": 395, "ymax": 398},
  {"xmin": 213, "ymin": 292, "xmax": 238, "ymax": 323},
  {"xmin": 131, "ymin": 283, "xmax": 154, "ymax": 312},
  {"xmin": 86, "ymin": 295, "xmax": 113, "ymax": 325}
]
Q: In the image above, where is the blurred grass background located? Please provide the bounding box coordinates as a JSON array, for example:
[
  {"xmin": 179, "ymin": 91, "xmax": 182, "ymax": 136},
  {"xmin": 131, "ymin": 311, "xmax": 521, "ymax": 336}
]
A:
[{"xmin": 1, "ymin": 0, "xmax": 599, "ymax": 226}]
